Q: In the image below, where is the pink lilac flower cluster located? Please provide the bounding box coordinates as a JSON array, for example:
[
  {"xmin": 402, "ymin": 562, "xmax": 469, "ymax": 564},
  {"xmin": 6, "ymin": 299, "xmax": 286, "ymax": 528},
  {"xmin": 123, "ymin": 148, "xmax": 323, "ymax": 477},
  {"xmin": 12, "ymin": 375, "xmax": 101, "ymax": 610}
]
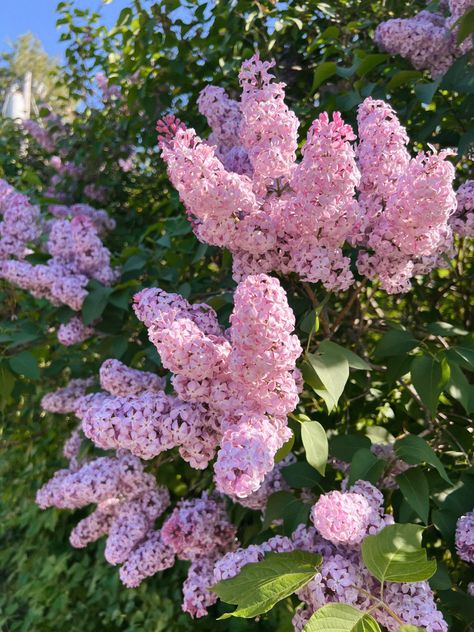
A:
[
  {"xmin": 159, "ymin": 55, "xmax": 360, "ymax": 291},
  {"xmin": 161, "ymin": 493, "xmax": 236, "ymax": 561},
  {"xmin": 57, "ymin": 317, "xmax": 96, "ymax": 346},
  {"xmin": 23, "ymin": 119, "xmax": 56, "ymax": 152},
  {"xmin": 355, "ymin": 98, "xmax": 456, "ymax": 293},
  {"xmin": 0, "ymin": 181, "xmax": 119, "ymax": 345},
  {"xmin": 455, "ymin": 510, "xmax": 474, "ymax": 562},
  {"xmin": 47, "ymin": 215, "xmax": 117, "ymax": 285},
  {"xmin": 84, "ymin": 183, "xmax": 108, "ymax": 203},
  {"xmin": 95, "ymin": 72, "xmax": 122, "ymax": 102},
  {"xmin": 77, "ymin": 360, "xmax": 221, "ymax": 469},
  {"xmin": 41, "ymin": 377, "xmax": 95, "ymax": 414},
  {"xmin": 36, "ymin": 450, "xmax": 174, "ymax": 587},
  {"xmin": 49, "ymin": 155, "xmax": 85, "ymax": 180},
  {"xmin": 310, "ymin": 481, "xmax": 393, "ymax": 545},
  {"xmin": 450, "ymin": 180, "xmax": 474, "ymax": 237},
  {"xmin": 375, "ymin": 1, "xmax": 474, "ymax": 78},
  {"xmin": 133, "ymin": 273, "xmax": 302, "ymax": 497},
  {"xmin": 159, "ymin": 56, "xmax": 456, "ymax": 293},
  {"xmin": 0, "ymin": 179, "xmax": 41, "ymax": 259},
  {"xmin": 48, "ymin": 202, "xmax": 116, "ymax": 234},
  {"xmin": 310, "ymin": 490, "xmax": 372, "ymax": 545},
  {"xmin": 196, "ymin": 534, "xmax": 293, "ymax": 619},
  {"xmin": 292, "ymin": 523, "xmax": 447, "ymax": 632},
  {"xmin": 99, "ymin": 358, "xmax": 166, "ymax": 396},
  {"xmin": 228, "ymin": 453, "xmax": 295, "ymax": 510},
  {"xmin": 71, "ymin": 275, "xmax": 300, "ymax": 495},
  {"xmin": 446, "ymin": 0, "xmax": 474, "ymax": 55},
  {"xmin": 197, "ymin": 85, "xmax": 251, "ymax": 175}
]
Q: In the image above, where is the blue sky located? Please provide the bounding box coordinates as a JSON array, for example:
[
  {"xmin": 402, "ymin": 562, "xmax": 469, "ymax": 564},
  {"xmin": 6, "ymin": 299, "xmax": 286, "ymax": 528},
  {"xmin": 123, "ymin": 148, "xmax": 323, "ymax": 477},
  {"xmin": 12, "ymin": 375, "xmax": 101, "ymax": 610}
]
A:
[{"xmin": 0, "ymin": 0, "xmax": 131, "ymax": 59}]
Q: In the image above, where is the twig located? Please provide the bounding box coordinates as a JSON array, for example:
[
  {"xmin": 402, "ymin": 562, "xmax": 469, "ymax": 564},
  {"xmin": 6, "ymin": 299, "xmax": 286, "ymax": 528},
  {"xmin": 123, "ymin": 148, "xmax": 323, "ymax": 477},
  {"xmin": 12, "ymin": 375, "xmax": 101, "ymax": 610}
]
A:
[
  {"xmin": 301, "ymin": 282, "xmax": 331, "ymax": 336},
  {"xmin": 353, "ymin": 585, "xmax": 405, "ymax": 626},
  {"xmin": 329, "ymin": 280, "xmax": 366, "ymax": 338}
]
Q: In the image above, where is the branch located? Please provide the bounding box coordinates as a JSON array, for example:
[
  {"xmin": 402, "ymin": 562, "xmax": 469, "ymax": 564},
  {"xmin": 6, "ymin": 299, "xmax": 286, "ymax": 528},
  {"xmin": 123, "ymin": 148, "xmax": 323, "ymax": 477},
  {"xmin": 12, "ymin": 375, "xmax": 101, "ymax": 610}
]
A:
[
  {"xmin": 328, "ymin": 280, "xmax": 366, "ymax": 338},
  {"xmin": 301, "ymin": 282, "xmax": 330, "ymax": 336}
]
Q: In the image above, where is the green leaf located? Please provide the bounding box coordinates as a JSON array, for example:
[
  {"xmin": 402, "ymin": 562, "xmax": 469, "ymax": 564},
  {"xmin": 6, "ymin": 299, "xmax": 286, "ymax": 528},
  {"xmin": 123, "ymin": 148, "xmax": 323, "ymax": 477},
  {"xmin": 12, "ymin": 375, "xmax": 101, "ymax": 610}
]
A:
[
  {"xmin": 415, "ymin": 79, "xmax": 441, "ymax": 103},
  {"xmin": 437, "ymin": 588, "xmax": 474, "ymax": 623},
  {"xmin": 458, "ymin": 128, "xmax": 474, "ymax": 157},
  {"xmin": 303, "ymin": 603, "xmax": 381, "ymax": 631},
  {"xmin": 212, "ymin": 550, "xmax": 321, "ymax": 619},
  {"xmin": 362, "ymin": 524, "xmax": 437, "ymax": 583},
  {"xmin": 319, "ymin": 340, "xmax": 371, "ymax": 371},
  {"xmin": 262, "ymin": 491, "xmax": 310, "ymax": 532},
  {"xmin": 410, "ymin": 355, "xmax": 450, "ymax": 416},
  {"xmin": 312, "ymin": 61, "xmax": 337, "ymax": 91},
  {"xmin": 455, "ymin": 6, "xmax": 474, "ymax": 44},
  {"xmin": 425, "ymin": 322, "xmax": 468, "ymax": 337},
  {"xmin": 282, "ymin": 462, "xmax": 321, "ymax": 488},
  {"xmin": 275, "ymin": 432, "xmax": 295, "ymax": 463},
  {"xmin": 397, "ymin": 626, "xmax": 423, "ymax": 632},
  {"xmin": 82, "ymin": 285, "xmax": 113, "ymax": 325},
  {"xmin": 301, "ymin": 420, "xmax": 328, "ymax": 475},
  {"xmin": 374, "ymin": 330, "xmax": 418, "ymax": 360},
  {"xmin": 446, "ymin": 362, "xmax": 473, "ymax": 413},
  {"xmin": 395, "ymin": 434, "xmax": 451, "ymax": 484},
  {"xmin": 386, "ymin": 70, "xmax": 424, "ymax": 91},
  {"xmin": 305, "ymin": 346, "xmax": 349, "ymax": 412},
  {"xmin": 0, "ymin": 362, "xmax": 15, "ymax": 405},
  {"xmin": 329, "ymin": 434, "xmax": 372, "ymax": 462},
  {"xmin": 396, "ymin": 468, "xmax": 430, "ymax": 524},
  {"xmin": 348, "ymin": 448, "xmax": 385, "ymax": 487},
  {"xmin": 8, "ymin": 351, "xmax": 40, "ymax": 380},
  {"xmin": 122, "ymin": 254, "xmax": 147, "ymax": 272},
  {"xmin": 448, "ymin": 345, "xmax": 474, "ymax": 370},
  {"xmin": 355, "ymin": 53, "xmax": 388, "ymax": 77},
  {"xmin": 429, "ymin": 562, "xmax": 452, "ymax": 590}
]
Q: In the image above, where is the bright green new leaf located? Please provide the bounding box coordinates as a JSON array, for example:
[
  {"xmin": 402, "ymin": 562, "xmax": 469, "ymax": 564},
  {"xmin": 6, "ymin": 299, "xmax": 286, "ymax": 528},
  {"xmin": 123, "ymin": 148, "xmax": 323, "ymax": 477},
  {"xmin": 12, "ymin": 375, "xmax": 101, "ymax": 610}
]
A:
[
  {"xmin": 396, "ymin": 468, "xmax": 430, "ymax": 524},
  {"xmin": 212, "ymin": 550, "xmax": 321, "ymax": 619},
  {"xmin": 301, "ymin": 420, "xmax": 328, "ymax": 475},
  {"xmin": 303, "ymin": 603, "xmax": 381, "ymax": 631},
  {"xmin": 362, "ymin": 524, "xmax": 437, "ymax": 583},
  {"xmin": 394, "ymin": 435, "xmax": 451, "ymax": 484}
]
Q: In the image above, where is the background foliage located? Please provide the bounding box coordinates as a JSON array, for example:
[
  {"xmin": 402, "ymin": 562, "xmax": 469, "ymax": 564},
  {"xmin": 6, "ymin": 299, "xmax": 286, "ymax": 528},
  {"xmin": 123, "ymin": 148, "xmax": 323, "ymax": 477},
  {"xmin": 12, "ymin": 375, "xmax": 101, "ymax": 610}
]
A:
[{"xmin": 0, "ymin": 0, "xmax": 472, "ymax": 630}]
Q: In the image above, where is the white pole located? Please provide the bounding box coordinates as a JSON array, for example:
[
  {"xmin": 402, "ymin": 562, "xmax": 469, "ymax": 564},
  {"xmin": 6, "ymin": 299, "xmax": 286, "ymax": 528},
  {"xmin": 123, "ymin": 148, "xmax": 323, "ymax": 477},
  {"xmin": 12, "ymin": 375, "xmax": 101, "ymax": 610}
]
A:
[{"xmin": 23, "ymin": 71, "xmax": 32, "ymax": 119}]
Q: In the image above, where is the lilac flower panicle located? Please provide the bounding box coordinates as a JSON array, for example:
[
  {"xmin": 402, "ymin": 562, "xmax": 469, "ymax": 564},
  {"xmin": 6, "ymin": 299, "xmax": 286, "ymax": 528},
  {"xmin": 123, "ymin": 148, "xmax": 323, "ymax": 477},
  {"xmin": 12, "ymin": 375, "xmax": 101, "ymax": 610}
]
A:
[
  {"xmin": 455, "ymin": 510, "xmax": 474, "ymax": 563},
  {"xmin": 159, "ymin": 57, "xmax": 456, "ymax": 294},
  {"xmin": 310, "ymin": 490, "xmax": 372, "ymax": 545}
]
